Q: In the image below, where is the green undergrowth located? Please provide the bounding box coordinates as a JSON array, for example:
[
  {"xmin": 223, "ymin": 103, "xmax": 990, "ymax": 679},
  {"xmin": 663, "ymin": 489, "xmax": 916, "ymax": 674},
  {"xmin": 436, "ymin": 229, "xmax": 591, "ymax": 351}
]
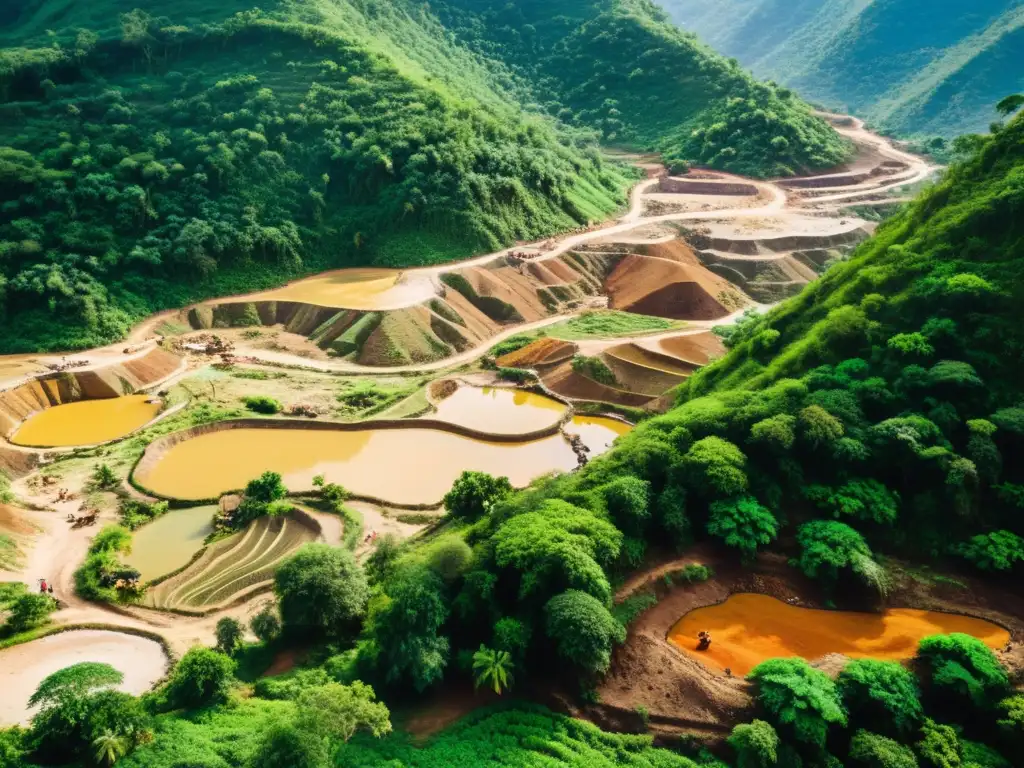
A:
[{"xmin": 548, "ymin": 310, "xmax": 684, "ymax": 340}]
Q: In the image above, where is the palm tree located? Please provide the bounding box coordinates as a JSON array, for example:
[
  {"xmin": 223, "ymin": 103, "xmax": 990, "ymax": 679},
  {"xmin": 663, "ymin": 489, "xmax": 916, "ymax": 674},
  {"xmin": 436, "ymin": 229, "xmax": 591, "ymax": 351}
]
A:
[
  {"xmin": 472, "ymin": 645, "xmax": 513, "ymax": 695},
  {"xmin": 92, "ymin": 732, "xmax": 127, "ymax": 767}
]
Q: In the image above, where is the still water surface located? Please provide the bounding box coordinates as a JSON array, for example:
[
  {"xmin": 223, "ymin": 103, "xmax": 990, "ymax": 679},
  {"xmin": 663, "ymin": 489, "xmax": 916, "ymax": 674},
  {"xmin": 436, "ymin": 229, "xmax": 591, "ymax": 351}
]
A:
[
  {"xmin": 669, "ymin": 593, "xmax": 1010, "ymax": 675},
  {"xmin": 430, "ymin": 386, "xmax": 566, "ymax": 434},
  {"xmin": 124, "ymin": 505, "xmax": 215, "ymax": 581},
  {"xmin": 11, "ymin": 395, "xmax": 161, "ymax": 447}
]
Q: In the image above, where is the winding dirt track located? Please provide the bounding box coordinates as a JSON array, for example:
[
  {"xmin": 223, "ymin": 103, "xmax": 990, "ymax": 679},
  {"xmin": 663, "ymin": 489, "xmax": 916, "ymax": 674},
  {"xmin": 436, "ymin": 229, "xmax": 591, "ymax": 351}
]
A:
[{"xmin": 0, "ymin": 117, "xmax": 936, "ymax": 716}]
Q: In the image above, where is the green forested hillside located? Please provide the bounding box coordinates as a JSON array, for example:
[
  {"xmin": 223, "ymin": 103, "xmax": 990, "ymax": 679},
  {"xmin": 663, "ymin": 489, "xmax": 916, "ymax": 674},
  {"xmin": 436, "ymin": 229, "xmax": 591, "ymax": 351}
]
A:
[
  {"xmin": 661, "ymin": 0, "xmax": 1024, "ymax": 137},
  {"xmin": 0, "ymin": 0, "xmax": 849, "ymax": 353}
]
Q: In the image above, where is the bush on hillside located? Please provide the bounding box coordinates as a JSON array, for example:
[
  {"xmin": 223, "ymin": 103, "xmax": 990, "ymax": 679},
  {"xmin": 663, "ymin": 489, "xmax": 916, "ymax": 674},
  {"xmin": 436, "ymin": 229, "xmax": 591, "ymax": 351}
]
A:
[{"xmin": 242, "ymin": 395, "xmax": 283, "ymax": 414}]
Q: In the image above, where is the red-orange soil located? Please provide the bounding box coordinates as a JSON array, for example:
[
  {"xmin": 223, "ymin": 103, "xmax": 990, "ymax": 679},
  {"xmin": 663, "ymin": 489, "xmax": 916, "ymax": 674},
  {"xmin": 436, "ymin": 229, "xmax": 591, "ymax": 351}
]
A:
[
  {"xmin": 496, "ymin": 338, "xmax": 576, "ymax": 368},
  {"xmin": 605, "ymin": 253, "xmax": 745, "ymax": 321}
]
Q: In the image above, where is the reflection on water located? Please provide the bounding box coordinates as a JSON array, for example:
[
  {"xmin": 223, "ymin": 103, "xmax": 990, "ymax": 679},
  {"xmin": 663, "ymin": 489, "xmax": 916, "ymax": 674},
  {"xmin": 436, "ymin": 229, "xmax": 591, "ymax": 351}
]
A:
[
  {"xmin": 668, "ymin": 593, "xmax": 1010, "ymax": 676},
  {"xmin": 431, "ymin": 386, "xmax": 565, "ymax": 434},
  {"xmin": 235, "ymin": 268, "xmax": 436, "ymax": 310},
  {"xmin": 11, "ymin": 395, "xmax": 161, "ymax": 447},
  {"xmin": 138, "ymin": 427, "xmax": 586, "ymax": 504},
  {"xmin": 124, "ymin": 506, "xmax": 215, "ymax": 581},
  {"xmin": 565, "ymin": 415, "xmax": 632, "ymax": 453}
]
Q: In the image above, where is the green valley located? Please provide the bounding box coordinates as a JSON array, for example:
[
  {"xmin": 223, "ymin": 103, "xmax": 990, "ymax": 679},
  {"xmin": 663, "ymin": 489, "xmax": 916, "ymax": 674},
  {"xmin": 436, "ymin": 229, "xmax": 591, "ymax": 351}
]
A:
[
  {"xmin": 661, "ymin": 0, "xmax": 1024, "ymax": 137},
  {"xmin": 1, "ymin": 2, "xmax": 1024, "ymax": 768}
]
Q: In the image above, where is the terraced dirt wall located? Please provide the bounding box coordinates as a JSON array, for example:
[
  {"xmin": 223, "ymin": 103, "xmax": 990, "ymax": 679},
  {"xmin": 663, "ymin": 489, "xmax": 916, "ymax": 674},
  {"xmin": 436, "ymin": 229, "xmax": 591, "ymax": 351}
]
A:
[
  {"xmin": 144, "ymin": 513, "xmax": 320, "ymax": 615},
  {"xmin": 0, "ymin": 347, "xmax": 182, "ymax": 438},
  {"xmin": 185, "ymin": 253, "xmax": 618, "ymax": 367},
  {"xmin": 657, "ymin": 178, "xmax": 759, "ymax": 195}
]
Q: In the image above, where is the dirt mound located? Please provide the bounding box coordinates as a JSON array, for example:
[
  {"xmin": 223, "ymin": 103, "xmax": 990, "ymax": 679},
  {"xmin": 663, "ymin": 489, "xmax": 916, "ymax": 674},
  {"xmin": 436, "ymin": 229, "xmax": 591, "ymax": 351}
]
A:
[
  {"xmin": 0, "ymin": 504, "xmax": 37, "ymax": 535},
  {"xmin": 650, "ymin": 332, "xmax": 725, "ymax": 366},
  {"xmin": 429, "ymin": 379, "xmax": 459, "ymax": 401},
  {"xmin": 0, "ymin": 446, "xmax": 37, "ymax": 478},
  {"xmin": 541, "ymin": 361, "xmax": 653, "ymax": 408},
  {"xmin": 605, "ymin": 254, "xmax": 745, "ymax": 321},
  {"xmin": 496, "ymin": 338, "xmax": 576, "ymax": 368},
  {"xmin": 602, "ymin": 347, "xmax": 690, "ymax": 397}
]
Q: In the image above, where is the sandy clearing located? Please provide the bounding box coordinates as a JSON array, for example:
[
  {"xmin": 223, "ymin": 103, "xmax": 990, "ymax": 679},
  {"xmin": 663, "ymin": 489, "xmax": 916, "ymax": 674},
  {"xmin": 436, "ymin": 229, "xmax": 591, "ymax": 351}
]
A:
[{"xmin": 0, "ymin": 629, "xmax": 168, "ymax": 726}]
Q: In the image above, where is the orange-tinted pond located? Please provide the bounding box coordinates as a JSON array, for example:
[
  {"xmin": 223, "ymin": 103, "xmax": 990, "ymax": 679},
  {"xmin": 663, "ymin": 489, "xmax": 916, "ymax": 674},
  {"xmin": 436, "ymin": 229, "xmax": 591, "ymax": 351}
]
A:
[
  {"xmin": 136, "ymin": 426, "xmax": 591, "ymax": 505},
  {"xmin": 11, "ymin": 395, "xmax": 161, "ymax": 447},
  {"xmin": 235, "ymin": 268, "xmax": 436, "ymax": 310},
  {"xmin": 668, "ymin": 593, "xmax": 1010, "ymax": 676},
  {"xmin": 565, "ymin": 415, "xmax": 632, "ymax": 453},
  {"xmin": 430, "ymin": 386, "xmax": 566, "ymax": 434}
]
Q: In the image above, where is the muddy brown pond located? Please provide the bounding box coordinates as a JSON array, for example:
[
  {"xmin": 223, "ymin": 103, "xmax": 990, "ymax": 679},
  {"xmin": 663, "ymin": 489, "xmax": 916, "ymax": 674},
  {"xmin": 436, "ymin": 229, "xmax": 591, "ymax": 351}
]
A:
[
  {"xmin": 11, "ymin": 394, "xmax": 161, "ymax": 447},
  {"xmin": 430, "ymin": 385, "xmax": 566, "ymax": 434},
  {"xmin": 669, "ymin": 593, "xmax": 1010, "ymax": 676},
  {"xmin": 123, "ymin": 505, "xmax": 216, "ymax": 582},
  {"xmin": 135, "ymin": 420, "xmax": 629, "ymax": 504}
]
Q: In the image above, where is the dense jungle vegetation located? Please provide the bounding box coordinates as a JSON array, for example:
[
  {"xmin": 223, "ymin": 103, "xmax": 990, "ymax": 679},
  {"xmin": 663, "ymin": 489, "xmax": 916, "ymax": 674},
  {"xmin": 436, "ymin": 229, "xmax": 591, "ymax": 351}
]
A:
[
  {"xmin": 2, "ymin": 110, "xmax": 1021, "ymax": 768},
  {"xmin": 0, "ymin": 0, "xmax": 849, "ymax": 353},
  {"xmin": 661, "ymin": 0, "xmax": 1024, "ymax": 137}
]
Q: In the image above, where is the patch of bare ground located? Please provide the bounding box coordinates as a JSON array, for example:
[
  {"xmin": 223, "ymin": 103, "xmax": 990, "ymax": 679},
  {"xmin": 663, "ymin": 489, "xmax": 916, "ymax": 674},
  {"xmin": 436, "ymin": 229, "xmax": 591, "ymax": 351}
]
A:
[
  {"xmin": 605, "ymin": 253, "xmax": 747, "ymax": 321},
  {"xmin": 398, "ymin": 681, "xmax": 501, "ymax": 741},
  {"xmin": 496, "ymin": 338, "xmax": 577, "ymax": 368},
  {"xmin": 574, "ymin": 547, "xmax": 1024, "ymax": 744}
]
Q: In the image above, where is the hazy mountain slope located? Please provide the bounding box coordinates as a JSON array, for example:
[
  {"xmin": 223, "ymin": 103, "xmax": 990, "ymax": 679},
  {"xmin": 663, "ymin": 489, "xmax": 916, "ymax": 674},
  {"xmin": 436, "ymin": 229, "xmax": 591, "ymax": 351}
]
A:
[
  {"xmin": 661, "ymin": 0, "xmax": 1024, "ymax": 136},
  {"xmin": 0, "ymin": 0, "xmax": 849, "ymax": 352}
]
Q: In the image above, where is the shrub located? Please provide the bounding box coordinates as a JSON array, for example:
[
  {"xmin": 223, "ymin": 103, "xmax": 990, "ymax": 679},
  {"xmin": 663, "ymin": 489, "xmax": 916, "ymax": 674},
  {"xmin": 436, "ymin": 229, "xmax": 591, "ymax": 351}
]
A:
[
  {"xmin": 706, "ymin": 495, "xmax": 778, "ymax": 561},
  {"xmin": 250, "ymin": 723, "xmax": 327, "ymax": 768},
  {"xmin": 600, "ymin": 476, "xmax": 651, "ymax": 536},
  {"xmin": 728, "ymin": 719, "xmax": 779, "ymax": 768},
  {"xmin": 571, "ymin": 355, "xmax": 617, "ymax": 386},
  {"xmin": 848, "ymin": 730, "xmax": 918, "ymax": 768},
  {"xmin": 250, "ymin": 607, "xmax": 281, "ymax": 644},
  {"xmin": 496, "ymin": 367, "xmax": 535, "ymax": 383},
  {"xmin": 424, "ymin": 536, "xmax": 474, "ymax": 582},
  {"xmin": 544, "ymin": 590, "xmax": 625, "ymax": 675},
  {"xmin": 956, "ymin": 531, "xmax": 1024, "ymax": 572},
  {"xmin": 242, "ymin": 395, "xmax": 282, "ymax": 414},
  {"xmin": 837, "ymin": 659, "xmax": 923, "ymax": 736},
  {"xmin": 164, "ymin": 648, "xmax": 235, "ymax": 710},
  {"xmin": 915, "ymin": 633, "xmax": 1009, "ymax": 709},
  {"xmin": 274, "ymin": 544, "xmax": 368, "ymax": 638},
  {"xmin": 215, "ymin": 617, "xmax": 244, "ymax": 655},
  {"xmin": 794, "ymin": 520, "xmax": 886, "ymax": 594},
  {"xmin": 443, "ymin": 471, "xmax": 513, "ymax": 521},
  {"xmin": 3, "ymin": 593, "xmax": 56, "ymax": 634},
  {"xmin": 748, "ymin": 657, "xmax": 846, "ymax": 747}
]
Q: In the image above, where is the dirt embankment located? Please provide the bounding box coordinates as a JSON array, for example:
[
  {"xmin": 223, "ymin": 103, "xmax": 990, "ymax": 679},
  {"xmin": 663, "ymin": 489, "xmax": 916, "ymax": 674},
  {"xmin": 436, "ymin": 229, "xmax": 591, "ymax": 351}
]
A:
[
  {"xmin": 658, "ymin": 178, "xmax": 760, "ymax": 196},
  {"xmin": 0, "ymin": 347, "xmax": 181, "ymax": 439},
  {"xmin": 605, "ymin": 252, "xmax": 746, "ymax": 321},
  {"xmin": 579, "ymin": 548, "xmax": 1024, "ymax": 744},
  {"xmin": 187, "ymin": 252, "xmax": 615, "ymax": 367}
]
